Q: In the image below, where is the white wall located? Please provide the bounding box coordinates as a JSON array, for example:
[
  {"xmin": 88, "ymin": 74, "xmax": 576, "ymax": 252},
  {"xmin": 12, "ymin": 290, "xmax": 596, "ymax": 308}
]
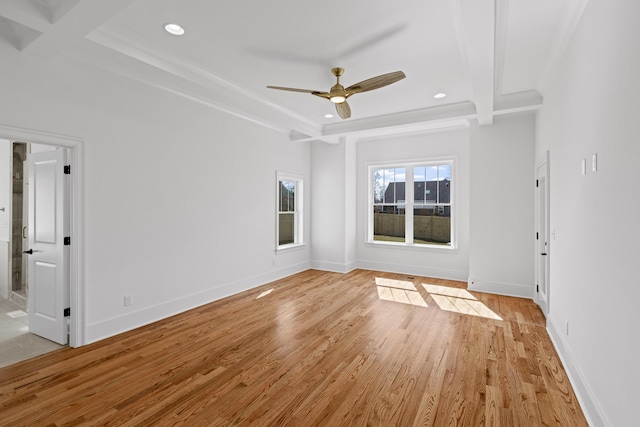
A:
[
  {"xmin": 356, "ymin": 128, "xmax": 470, "ymax": 280},
  {"xmin": 310, "ymin": 138, "xmax": 358, "ymax": 273},
  {"xmin": 310, "ymin": 141, "xmax": 346, "ymax": 271},
  {"xmin": 535, "ymin": 0, "xmax": 640, "ymax": 425},
  {"xmin": 468, "ymin": 115, "xmax": 535, "ymax": 298},
  {"xmin": 0, "ymin": 39, "xmax": 311, "ymax": 343}
]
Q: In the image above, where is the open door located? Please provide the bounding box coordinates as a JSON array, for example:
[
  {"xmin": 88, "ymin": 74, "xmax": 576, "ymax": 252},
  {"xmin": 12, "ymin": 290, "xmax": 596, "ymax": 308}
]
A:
[
  {"xmin": 536, "ymin": 155, "xmax": 550, "ymax": 316},
  {"xmin": 25, "ymin": 149, "xmax": 69, "ymax": 345}
]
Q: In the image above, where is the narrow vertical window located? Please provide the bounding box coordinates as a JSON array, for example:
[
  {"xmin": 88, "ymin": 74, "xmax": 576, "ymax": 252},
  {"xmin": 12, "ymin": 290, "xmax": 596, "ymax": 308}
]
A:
[{"xmin": 277, "ymin": 172, "xmax": 304, "ymax": 249}]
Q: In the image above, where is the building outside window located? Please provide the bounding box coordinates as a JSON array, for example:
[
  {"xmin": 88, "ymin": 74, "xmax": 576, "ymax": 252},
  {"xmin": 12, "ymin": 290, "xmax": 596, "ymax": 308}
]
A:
[
  {"xmin": 277, "ymin": 172, "xmax": 304, "ymax": 249},
  {"xmin": 369, "ymin": 160, "xmax": 453, "ymax": 247}
]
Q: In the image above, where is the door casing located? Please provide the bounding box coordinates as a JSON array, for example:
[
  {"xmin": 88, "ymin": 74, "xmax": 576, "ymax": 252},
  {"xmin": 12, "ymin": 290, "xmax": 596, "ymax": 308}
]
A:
[
  {"xmin": 535, "ymin": 151, "xmax": 550, "ymax": 316},
  {"xmin": 0, "ymin": 124, "xmax": 85, "ymax": 347}
]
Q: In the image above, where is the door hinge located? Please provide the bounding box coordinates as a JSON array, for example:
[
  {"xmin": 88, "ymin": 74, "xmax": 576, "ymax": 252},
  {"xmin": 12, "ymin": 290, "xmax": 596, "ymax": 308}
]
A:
[
  {"xmin": 64, "ymin": 236, "xmax": 71, "ymax": 245},
  {"xmin": 536, "ymin": 179, "xmax": 539, "ymax": 187},
  {"xmin": 536, "ymin": 285, "xmax": 539, "ymax": 292},
  {"xmin": 64, "ymin": 307, "xmax": 70, "ymax": 317},
  {"xmin": 64, "ymin": 165, "xmax": 71, "ymax": 175},
  {"xmin": 536, "ymin": 232, "xmax": 539, "ymax": 240}
]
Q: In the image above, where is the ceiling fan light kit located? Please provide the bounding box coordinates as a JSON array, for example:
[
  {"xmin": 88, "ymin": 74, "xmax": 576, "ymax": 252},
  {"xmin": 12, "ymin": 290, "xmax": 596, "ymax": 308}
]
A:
[{"xmin": 267, "ymin": 67, "xmax": 405, "ymax": 120}]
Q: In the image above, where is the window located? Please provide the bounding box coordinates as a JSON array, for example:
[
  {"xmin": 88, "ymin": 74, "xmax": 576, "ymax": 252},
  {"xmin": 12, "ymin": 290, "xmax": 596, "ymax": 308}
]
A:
[
  {"xmin": 277, "ymin": 172, "xmax": 303, "ymax": 249},
  {"xmin": 369, "ymin": 160, "xmax": 453, "ymax": 248}
]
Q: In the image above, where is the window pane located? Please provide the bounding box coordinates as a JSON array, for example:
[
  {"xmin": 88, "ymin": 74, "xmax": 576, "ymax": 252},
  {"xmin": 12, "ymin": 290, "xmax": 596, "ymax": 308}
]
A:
[
  {"xmin": 413, "ymin": 208, "xmax": 451, "ymax": 245},
  {"xmin": 379, "ymin": 167, "xmax": 405, "ymax": 204},
  {"xmin": 373, "ymin": 169, "xmax": 385, "ymax": 203},
  {"xmin": 413, "ymin": 166, "xmax": 426, "ymax": 205},
  {"xmin": 279, "ymin": 181, "xmax": 295, "ymax": 212},
  {"xmin": 439, "ymin": 178, "xmax": 451, "ymax": 204},
  {"xmin": 373, "ymin": 205, "xmax": 405, "ymax": 242},
  {"xmin": 278, "ymin": 213, "xmax": 295, "ymax": 245},
  {"xmin": 438, "ymin": 164, "xmax": 451, "ymax": 203}
]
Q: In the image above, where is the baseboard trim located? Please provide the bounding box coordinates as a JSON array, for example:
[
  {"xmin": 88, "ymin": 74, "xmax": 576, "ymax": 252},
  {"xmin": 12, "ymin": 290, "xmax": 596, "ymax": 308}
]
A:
[
  {"xmin": 546, "ymin": 314, "xmax": 610, "ymax": 427},
  {"xmin": 357, "ymin": 260, "xmax": 468, "ymax": 282},
  {"xmin": 467, "ymin": 278, "xmax": 534, "ymax": 299},
  {"xmin": 310, "ymin": 260, "xmax": 357, "ymax": 273},
  {"xmin": 86, "ymin": 261, "xmax": 311, "ymax": 344}
]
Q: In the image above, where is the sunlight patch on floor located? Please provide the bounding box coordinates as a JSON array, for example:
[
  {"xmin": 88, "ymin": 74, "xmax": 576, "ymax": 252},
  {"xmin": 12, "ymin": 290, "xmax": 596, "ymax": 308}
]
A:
[
  {"xmin": 375, "ymin": 277, "xmax": 416, "ymax": 291},
  {"xmin": 375, "ymin": 277, "xmax": 427, "ymax": 307},
  {"xmin": 423, "ymin": 284, "xmax": 502, "ymax": 320},
  {"xmin": 7, "ymin": 310, "xmax": 27, "ymax": 318},
  {"xmin": 256, "ymin": 289, "xmax": 274, "ymax": 299}
]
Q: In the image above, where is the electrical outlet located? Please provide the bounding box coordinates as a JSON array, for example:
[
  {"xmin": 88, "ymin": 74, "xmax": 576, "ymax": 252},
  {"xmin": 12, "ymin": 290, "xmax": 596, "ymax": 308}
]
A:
[{"xmin": 124, "ymin": 295, "xmax": 132, "ymax": 307}]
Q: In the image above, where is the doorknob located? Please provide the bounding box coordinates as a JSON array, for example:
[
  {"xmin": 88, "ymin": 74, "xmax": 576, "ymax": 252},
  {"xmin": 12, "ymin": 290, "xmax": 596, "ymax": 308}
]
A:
[
  {"xmin": 540, "ymin": 252, "xmax": 548, "ymax": 256},
  {"xmin": 23, "ymin": 249, "xmax": 40, "ymax": 255}
]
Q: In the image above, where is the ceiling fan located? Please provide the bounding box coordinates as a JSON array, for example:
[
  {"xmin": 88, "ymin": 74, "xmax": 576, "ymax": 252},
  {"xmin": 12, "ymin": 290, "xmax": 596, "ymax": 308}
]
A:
[{"xmin": 267, "ymin": 68, "xmax": 406, "ymax": 119}]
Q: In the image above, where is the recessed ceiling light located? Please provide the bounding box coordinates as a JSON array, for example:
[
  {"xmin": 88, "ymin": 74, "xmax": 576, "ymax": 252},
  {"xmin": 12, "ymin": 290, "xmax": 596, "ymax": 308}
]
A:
[
  {"xmin": 164, "ymin": 23, "xmax": 185, "ymax": 36},
  {"xmin": 434, "ymin": 93, "xmax": 447, "ymax": 99},
  {"xmin": 324, "ymin": 113, "xmax": 334, "ymax": 118}
]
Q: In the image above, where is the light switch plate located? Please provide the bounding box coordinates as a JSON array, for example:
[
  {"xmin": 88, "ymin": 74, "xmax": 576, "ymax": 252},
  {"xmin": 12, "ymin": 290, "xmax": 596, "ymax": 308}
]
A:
[{"xmin": 592, "ymin": 153, "xmax": 597, "ymax": 172}]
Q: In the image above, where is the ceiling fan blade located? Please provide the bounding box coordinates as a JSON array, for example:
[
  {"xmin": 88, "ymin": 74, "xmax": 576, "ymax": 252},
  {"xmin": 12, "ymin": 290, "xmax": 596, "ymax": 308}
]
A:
[
  {"xmin": 311, "ymin": 92, "xmax": 331, "ymax": 100},
  {"xmin": 345, "ymin": 71, "xmax": 406, "ymax": 94},
  {"xmin": 266, "ymin": 86, "xmax": 321, "ymax": 94},
  {"xmin": 336, "ymin": 101, "xmax": 351, "ymax": 120}
]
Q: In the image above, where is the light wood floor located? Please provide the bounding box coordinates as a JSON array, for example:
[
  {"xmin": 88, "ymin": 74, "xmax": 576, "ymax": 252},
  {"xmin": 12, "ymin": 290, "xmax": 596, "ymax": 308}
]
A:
[{"xmin": 0, "ymin": 269, "xmax": 587, "ymax": 426}]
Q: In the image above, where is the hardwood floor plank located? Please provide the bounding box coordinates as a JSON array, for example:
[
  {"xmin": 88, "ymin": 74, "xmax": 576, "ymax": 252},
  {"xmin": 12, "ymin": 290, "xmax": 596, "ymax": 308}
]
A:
[{"xmin": 0, "ymin": 269, "xmax": 588, "ymax": 426}]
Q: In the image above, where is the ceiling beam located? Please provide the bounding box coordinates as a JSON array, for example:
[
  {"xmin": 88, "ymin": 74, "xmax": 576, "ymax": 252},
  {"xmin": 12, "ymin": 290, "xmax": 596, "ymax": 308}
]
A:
[
  {"xmin": 449, "ymin": 0, "xmax": 495, "ymax": 126},
  {"xmin": 282, "ymin": 102, "xmax": 477, "ymax": 143},
  {"xmin": 494, "ymin": 90, "xmax": 543, "ymax": 115},
  {"xmin": 20, "ymin": 0, "xmax": 137, "ymax": 60},
  {"xmin": 64, "ymin": 38, "xmax": 324, "ymax": 142},
  {"xmin": 0, "ymin": 1, "xmax": 51, "ymax": 34}
]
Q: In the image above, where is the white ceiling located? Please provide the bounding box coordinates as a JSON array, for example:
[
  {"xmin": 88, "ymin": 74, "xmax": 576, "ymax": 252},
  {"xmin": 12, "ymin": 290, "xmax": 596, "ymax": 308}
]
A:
[{"xmin": 0, "ymin": 0, "xmax": 589, "ymax": 142}]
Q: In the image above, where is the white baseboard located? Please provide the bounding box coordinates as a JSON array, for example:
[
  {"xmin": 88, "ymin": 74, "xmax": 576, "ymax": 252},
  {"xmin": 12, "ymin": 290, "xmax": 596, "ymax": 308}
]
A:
[
  {"xmin": 546, "ymin": 314, "xmax": 610, "ymax": 427},
  {"xmin": 86, "ymin": 261, "xmax": 311, "ymax": 344},
  {"xmin": 467, "ymin": 278, "xmax": 534, "ymax": 299},
  {"xmin": 357, "ymin": 260, "xmax": 468, "ymax": 282},
  {"xmin": 310, "ymin": 260, "xmax": 357, "ymax": 273}
]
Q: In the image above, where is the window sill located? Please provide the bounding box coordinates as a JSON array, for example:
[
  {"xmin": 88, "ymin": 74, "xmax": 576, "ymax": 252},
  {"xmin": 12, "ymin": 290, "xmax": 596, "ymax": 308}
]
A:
[
  {"xmin": 276, "ymin": 243, "xmax": 306, "ymax": 253},
  {"xmin": 364, "ymin": 240, "xmax": 458, "ymax": 253}
]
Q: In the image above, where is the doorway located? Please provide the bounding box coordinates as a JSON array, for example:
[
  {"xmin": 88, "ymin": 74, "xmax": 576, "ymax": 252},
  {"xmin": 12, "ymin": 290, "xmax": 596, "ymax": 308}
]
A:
[
  {"xmin": 0, "ymin": 124, "xmax": 84, "ymax": 363},
  {"xmin": 0, "ymin": 141, "xmax": 69, "ymax": 365},
  {"xmin": 10, "ymin": 142, "xmax": 28, "ymax": 308},
  {"xmin": 535, "ymin": 152, "xmax": 550, "ymax": 316}
]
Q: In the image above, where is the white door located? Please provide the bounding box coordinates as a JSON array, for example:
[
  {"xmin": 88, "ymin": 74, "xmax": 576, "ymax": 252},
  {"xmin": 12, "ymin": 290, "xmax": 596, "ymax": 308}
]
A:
[
  {"xmin": 536, "ymin": 159, "xmax": 550, "ymax": 316},
  {"xmin": 26, "ymin": 149, "xmax": 69, "ymax": 345}
]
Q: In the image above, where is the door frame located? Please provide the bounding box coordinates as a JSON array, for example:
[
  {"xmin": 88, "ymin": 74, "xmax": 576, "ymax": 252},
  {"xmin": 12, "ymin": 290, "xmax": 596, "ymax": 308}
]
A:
[
  {"xmin": 535, "ymin": 150, "xmax": 550, "ymax": 316},
  {"xmin": 0, "ymin": 124, "xmax": 85, "ymax": 347}
]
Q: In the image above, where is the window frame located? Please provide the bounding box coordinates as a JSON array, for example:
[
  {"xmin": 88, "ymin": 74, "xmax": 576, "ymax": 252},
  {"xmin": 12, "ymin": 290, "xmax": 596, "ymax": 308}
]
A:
[
  {"xmin": 276, "ymin": 171, "xmax": 304, "ymax": 251},
  {"xmin": 367, "ymin": 159, "xmax": 455, "ymax": 249}
]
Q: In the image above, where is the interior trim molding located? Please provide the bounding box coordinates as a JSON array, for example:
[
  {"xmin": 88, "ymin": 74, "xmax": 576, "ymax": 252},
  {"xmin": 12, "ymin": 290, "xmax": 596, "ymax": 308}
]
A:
[
  {"xmin": 546, "ymin": 313, "xmax": 610, "ymax": 427},
  {"xmin": 0, "ymin": 123, "xmax": 86, "ymax": 348},
  {"xmin": 467, "ymin": 278, "xmax": 534, "ymax": 299},
  {"xmin": 310, "ymin": 260, "xmax": 358, "ymax": 274}
]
